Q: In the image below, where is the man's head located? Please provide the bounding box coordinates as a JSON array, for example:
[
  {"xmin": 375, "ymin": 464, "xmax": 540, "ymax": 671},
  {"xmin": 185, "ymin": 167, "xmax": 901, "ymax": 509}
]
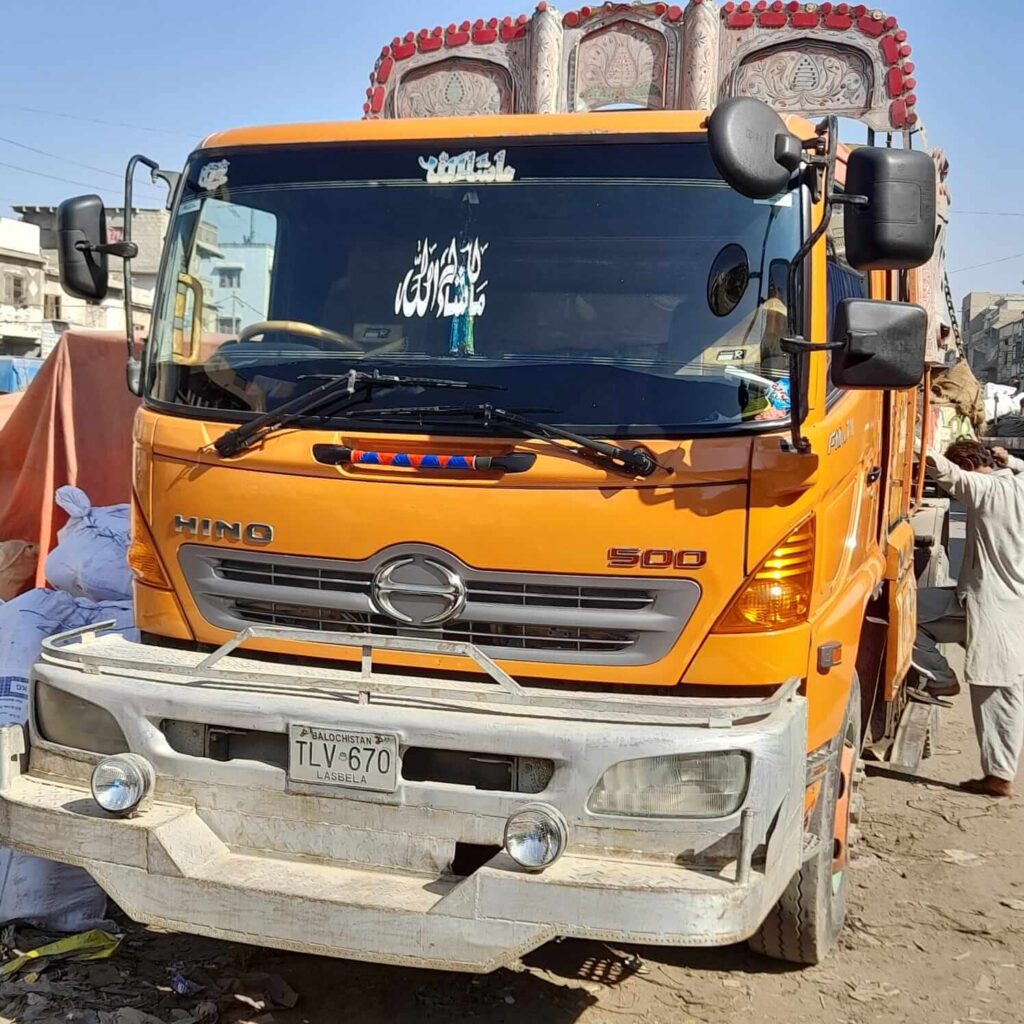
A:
[{"xmin": 945, "ymin": 439, "xmax": 995, "ymax": 474}]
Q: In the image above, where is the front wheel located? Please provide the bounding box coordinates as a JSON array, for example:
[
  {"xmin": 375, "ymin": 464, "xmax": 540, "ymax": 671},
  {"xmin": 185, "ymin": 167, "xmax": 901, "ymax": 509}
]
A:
[{"xmin": 749, "ymin": 673, "xmax": 862, "ymax": 965}]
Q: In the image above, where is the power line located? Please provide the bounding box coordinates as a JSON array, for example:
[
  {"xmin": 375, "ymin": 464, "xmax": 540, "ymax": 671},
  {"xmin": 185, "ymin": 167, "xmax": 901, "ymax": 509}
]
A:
[
  {"xmin": 957, "ymin": 210, "xmax": 1024, "ymax": 218},
  {"xmin": 0, "ymin": 136, "xmax": 165, "ymax": 201},
  {"xmin": 0, "ymin": 102, "xmax": 197, "ymax": 140},
  {"xmin": 0, "ymin": 159, "xmax": 165, "ymax": 205},
  {"xmin": 950, "ymin": 251, "xmax": 1024, "ymax": 275},
  {"xmin": 0, "ymin": 134, "xmax": 160, "ymax": 188},
  {"xmin": 0, "ymin": 159, "xmax": 122, "ymax": 194}
]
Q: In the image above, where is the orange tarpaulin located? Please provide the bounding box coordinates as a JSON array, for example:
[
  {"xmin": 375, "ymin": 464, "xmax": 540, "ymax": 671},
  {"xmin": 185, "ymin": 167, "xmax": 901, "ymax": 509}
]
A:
[{"xmin": 0, "ymin": 331, "xmax": 139, "ymax": 587}]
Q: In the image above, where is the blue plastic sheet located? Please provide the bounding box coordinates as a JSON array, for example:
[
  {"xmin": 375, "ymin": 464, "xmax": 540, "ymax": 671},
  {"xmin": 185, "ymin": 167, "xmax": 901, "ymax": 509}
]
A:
[{"xmin": 0, "ymin": 357, "xmax": 43, "ymax": 394}]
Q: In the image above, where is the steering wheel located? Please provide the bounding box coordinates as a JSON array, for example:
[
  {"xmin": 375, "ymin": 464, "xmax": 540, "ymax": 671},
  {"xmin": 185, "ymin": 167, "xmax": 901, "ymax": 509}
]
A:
[{"xmin": 237, "ymin": 320, "xmax": 363, "ymax": 351}]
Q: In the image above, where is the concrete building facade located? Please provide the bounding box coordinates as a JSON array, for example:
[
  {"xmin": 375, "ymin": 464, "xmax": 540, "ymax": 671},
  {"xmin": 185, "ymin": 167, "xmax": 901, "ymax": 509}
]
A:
[
  {"xmin": 0, "ymin": 219, "xmax": 46, "ymax": 356},
  {"xmin": 960, "ymin": 291, "xmax": 1024, "ymax": 384}
]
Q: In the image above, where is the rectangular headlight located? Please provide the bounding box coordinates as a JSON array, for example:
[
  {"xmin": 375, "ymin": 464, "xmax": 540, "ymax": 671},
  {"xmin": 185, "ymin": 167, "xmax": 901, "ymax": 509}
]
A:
[
  {"xmin": 35, "ymin": 682, "xmax": 129, "ymax": 755},
  {"xmin": 588, "ymin": 751, "xmax": 749, "ymax": 819}
]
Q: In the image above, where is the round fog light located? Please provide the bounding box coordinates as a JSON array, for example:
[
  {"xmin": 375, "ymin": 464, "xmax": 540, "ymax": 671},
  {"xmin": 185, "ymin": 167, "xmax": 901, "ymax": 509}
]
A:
[
  {"xmin": 91, "ymin": 754, "xmax": 154, "ymax": 817},
  {"xmin": 503, "ymin": 803, "xmax": 567, "ymax": 871}
]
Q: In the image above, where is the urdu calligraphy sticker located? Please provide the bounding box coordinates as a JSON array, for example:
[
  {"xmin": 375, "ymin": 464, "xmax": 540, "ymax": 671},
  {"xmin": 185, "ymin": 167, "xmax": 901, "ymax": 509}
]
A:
[
  {"xmin": 394, "ymin": 237, "xmax": 489, "ymax": 321},
  {"xmin": 197, "ymin": 159, "xmax": 230, "ymax": 191},
  {"xmin": 418, "ymin": 150, "xmax": 516, "ymax": 185}
]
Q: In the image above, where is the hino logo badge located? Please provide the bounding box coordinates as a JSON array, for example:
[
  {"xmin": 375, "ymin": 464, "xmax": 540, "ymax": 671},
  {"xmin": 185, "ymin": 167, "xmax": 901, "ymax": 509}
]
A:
[
  {"xmin": 371, "ymin": 556, "xmax": 467, "ymax": 627},
  {"xmin": 174, "ymin": 516, "xmax": 273, "ymax": 546}
]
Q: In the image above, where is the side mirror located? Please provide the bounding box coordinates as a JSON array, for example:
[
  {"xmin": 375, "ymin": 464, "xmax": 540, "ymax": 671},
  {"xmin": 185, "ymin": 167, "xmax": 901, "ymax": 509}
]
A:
[
  {"xmin": 831, "ymin": 299, "xmax": 926, "ymax": 391},
  {"xmin": 844, "ymin": 148, "xmax": 936, "ymax": 271},
  {"xmin": 708, "ymin": 97, "xmax": 803, "ymax": 200},
  {"xmin": 57, "ymin": 195, "xmax": 109, "ymax": 301}
]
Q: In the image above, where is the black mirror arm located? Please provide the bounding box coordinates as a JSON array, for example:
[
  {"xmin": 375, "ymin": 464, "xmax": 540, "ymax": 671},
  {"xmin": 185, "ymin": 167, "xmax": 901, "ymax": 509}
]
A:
[
  {"xmin": 75, "ymin": 239, "xmax": 138, "ymax": 259},
  {"xmin": 781, "ymin": 337, "xmax": 846, "ymax": 354},
  {"xmin": 831, "ymin": 193, "xmax": 869, "ymax": 208},
  {"xmin": 123, "ymin": 155, "xmax": 161, "ymax": 395},
  {"xmin": 782, "ymin": 115, "xmax": 841, "ymax": 455}
]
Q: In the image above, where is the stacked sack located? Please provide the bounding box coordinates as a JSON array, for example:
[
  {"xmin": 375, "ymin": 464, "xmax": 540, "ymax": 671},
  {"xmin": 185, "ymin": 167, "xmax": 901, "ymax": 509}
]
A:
[{"xmin": 0, "ymin": 487, "xmax": 133, "ymax": 931}]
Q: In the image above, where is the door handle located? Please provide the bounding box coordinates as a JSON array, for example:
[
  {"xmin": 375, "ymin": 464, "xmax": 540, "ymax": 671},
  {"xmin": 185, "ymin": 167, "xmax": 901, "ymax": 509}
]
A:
[{"xmin": 867, "ymin": 466, "xmax": 882, "ymax": 485}]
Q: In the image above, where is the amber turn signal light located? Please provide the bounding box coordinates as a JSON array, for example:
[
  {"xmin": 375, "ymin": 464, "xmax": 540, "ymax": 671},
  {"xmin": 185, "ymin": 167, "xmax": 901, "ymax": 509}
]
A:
[
  {"xmin": 127, "ymin": 499, "xmax": 171, "ymax": 590},
  {"xmin": 714, "ymin": 518, "xmax": 815, "ymax": 633}
]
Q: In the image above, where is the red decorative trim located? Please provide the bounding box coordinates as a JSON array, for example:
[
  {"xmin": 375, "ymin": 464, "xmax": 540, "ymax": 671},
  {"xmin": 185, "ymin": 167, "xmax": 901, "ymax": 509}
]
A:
[
  {"xmin": 727, "ymin": 10, "xmax": 755, "ymax": 27},
  {"xmin": 376, "ymin": 56, "xmax": 394, "ymax": 84},
  {"xmin": 445, "ymin": 28, "xmax": 470, "ymax": 46},
  {"xmin": 369, "ymin": 87, "xmax": 385, "ymax": 116},
  {"xmin": 791, "ymin": 11, "xmax": 820, "ymax": 28},
  {"xmin": 823, "ymin": 10, "xmax": 853, "ymax": 29},
  {"xmin": 472, "ymin": 25, "xmax": 499, "ymax": 43},
  {"xmin": 667, "ymin": 4, "xmax": 683, "ymax": 21},
  {"xmin": 880, "ymin": 34, "xmax": 901, "ymax": 65},
  {"xmin": 858, "ymin": 14, "xmax": 884, "ymax": 36},
  {"xmin": 886, "ymin": 66, "xmax": 904, "ymax": 99},
  {"xmin": 392, "ymin": 41, "xmax": 416, "ymax": 60},
  {"xmin": 418, "ymin": 29, "xmax": 444, "ymax": 53}
]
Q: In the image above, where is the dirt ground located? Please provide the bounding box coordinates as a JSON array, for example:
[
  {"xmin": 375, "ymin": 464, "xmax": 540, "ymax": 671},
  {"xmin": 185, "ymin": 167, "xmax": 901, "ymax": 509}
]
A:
[{"xmin": 1, "ymin": 670, "xmax": 1022, "ymax": 1024}]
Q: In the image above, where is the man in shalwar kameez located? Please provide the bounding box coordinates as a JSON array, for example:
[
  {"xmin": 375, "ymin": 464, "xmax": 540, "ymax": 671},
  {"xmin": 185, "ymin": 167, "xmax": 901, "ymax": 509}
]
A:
[{"xmin": 913, "ymin": 441, "xmax": 1024, "ymax": 798}]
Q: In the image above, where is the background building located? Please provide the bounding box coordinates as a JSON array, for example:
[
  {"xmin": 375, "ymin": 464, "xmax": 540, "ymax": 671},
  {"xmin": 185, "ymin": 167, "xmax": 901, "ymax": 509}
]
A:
[
  {"xmin": 0, "ymin": 219, "xmax": 46, "ymax": 356},
  {"xmin": 960, "ymin": 291, "xmax": 1024, "ymax": 383},
  {"xmin": 10, "ymin": 205, "xmax": 169, "ymax": 357}
]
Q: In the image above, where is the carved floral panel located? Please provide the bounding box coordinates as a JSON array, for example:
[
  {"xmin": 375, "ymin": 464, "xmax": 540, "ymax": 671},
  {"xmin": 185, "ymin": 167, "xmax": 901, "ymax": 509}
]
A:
[
  {"xmin": 733, "ymin": 43, "xmax": 873, "ymax": 119},
  {"xmin": 395, "ymin": 58, "xmax": 515, "ymax": 119},
  {"xmin": 575, "ymin": 20, "xmax": 668, "ymax": 111}
]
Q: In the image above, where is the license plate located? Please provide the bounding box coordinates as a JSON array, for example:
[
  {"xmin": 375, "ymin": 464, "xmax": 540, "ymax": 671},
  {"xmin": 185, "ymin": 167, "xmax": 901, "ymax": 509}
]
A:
[{"xmin": 288, "ymin": 725, "xmax": 399, "ymax": 793}]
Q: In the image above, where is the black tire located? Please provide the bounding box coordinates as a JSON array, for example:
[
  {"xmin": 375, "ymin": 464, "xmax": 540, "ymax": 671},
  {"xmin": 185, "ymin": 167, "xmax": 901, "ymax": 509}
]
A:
[{"xmin": 749, "ymin": 674, "xmax": 862, "ymax": 965}]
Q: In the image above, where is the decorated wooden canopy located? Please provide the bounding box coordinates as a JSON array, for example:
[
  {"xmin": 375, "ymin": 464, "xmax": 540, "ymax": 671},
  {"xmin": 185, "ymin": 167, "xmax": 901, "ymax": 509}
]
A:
[{"xmin": 364, "ymin": 1, "xmax": 921, "ymax": 135}]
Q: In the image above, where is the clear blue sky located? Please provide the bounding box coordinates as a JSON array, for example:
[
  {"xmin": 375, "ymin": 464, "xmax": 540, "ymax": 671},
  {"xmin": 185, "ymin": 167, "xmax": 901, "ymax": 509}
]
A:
[{"xmin": 0, "ymin": 0, "xmax": 1018, "ymax": 307}]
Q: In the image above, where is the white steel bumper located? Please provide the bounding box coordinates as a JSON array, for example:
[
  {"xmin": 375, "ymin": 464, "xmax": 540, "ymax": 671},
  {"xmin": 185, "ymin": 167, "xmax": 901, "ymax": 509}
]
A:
[{"xmin": 0, "ymin": 627, "xmax": 809, "ymax": 972}]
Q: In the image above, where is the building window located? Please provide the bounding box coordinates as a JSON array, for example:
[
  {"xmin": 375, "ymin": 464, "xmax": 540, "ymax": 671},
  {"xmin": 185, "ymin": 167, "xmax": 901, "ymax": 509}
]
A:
[
  {"xmin": 217, "ymin": 316, "xmax": 241, "ymax": 335},
  {"xmin": 217, "ymin": 268, "xmax": 242, "ymax": 289},
  {"xmin": 3, "ymin": 274, "xmax": 25, "ymax": 307},
  {"xmin": 44, "ymin": 294, "xmax": 61, "ymax": 320}
]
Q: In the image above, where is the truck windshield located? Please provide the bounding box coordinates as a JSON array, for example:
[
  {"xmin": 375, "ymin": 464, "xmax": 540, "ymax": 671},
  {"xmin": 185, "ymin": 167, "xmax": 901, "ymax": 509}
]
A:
[{"xmin": 147, "ymin": 138, "xmax": 801, "ymax": 437}]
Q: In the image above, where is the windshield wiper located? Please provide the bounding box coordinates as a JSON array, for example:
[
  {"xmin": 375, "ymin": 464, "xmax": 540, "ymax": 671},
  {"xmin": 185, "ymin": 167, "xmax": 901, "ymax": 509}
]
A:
[
  {"xmin": 352, "ymin": 403, "xmax": 663, "ymax": 478},
  {"xmin": 213, "ymin": 370, "xmax": 500, "ymax": 458}
]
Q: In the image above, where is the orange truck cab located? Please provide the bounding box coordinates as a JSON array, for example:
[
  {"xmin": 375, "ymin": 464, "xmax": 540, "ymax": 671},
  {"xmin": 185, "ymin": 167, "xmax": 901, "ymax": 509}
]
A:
[{"xmin": 0, "ymin": 1, "xmax": 948, "ymax": 971}]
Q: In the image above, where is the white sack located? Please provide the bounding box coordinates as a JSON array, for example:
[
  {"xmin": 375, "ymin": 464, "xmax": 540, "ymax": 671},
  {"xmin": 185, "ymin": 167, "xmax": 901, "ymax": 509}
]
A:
[
  {"xmin": 0, "ymin": 588, "xmax": 132, "ymax": 930},
  {"xmin": 44, "ymin": 486, "xmax": 131, "ymax": 602}
]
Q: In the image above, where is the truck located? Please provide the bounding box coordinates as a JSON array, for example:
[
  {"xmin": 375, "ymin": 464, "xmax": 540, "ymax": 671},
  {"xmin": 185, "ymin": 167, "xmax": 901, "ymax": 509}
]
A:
[{"xmin": 0, "ymin": 1, "xmax": 951, "ymax": 971}]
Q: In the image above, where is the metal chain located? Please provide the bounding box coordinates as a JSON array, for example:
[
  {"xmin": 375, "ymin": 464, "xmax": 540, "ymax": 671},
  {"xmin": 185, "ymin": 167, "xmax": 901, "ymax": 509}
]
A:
[{"xmin": 943, "ymin": 271, "xmax": 964, "ymax": 356}]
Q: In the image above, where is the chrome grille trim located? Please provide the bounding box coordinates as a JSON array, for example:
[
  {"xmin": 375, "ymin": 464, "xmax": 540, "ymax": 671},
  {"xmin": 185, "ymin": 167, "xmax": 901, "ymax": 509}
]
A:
[{"xmin": 181, "ymin": 545, "xmax": 701, "ymax": 667}]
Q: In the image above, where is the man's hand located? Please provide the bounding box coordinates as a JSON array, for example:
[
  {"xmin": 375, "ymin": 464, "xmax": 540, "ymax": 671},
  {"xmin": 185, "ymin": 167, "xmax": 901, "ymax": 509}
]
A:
[{"xmin": 992, "ymin": 446, "xmax": 1010, "ymax": 468}]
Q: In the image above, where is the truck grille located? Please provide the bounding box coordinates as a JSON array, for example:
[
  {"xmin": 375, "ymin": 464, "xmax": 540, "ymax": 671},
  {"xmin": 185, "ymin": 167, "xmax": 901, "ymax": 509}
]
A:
[
  {"xmin": 231, "ymin": 599, "xmax": 636, "ymax": 654},
  {"xmin": 218, "ymin": 559, "xmax": 655, "ymax": 613},
  {"xmin": 180, "ymin": 545, "xmax": 701, "ymax": 667}
]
